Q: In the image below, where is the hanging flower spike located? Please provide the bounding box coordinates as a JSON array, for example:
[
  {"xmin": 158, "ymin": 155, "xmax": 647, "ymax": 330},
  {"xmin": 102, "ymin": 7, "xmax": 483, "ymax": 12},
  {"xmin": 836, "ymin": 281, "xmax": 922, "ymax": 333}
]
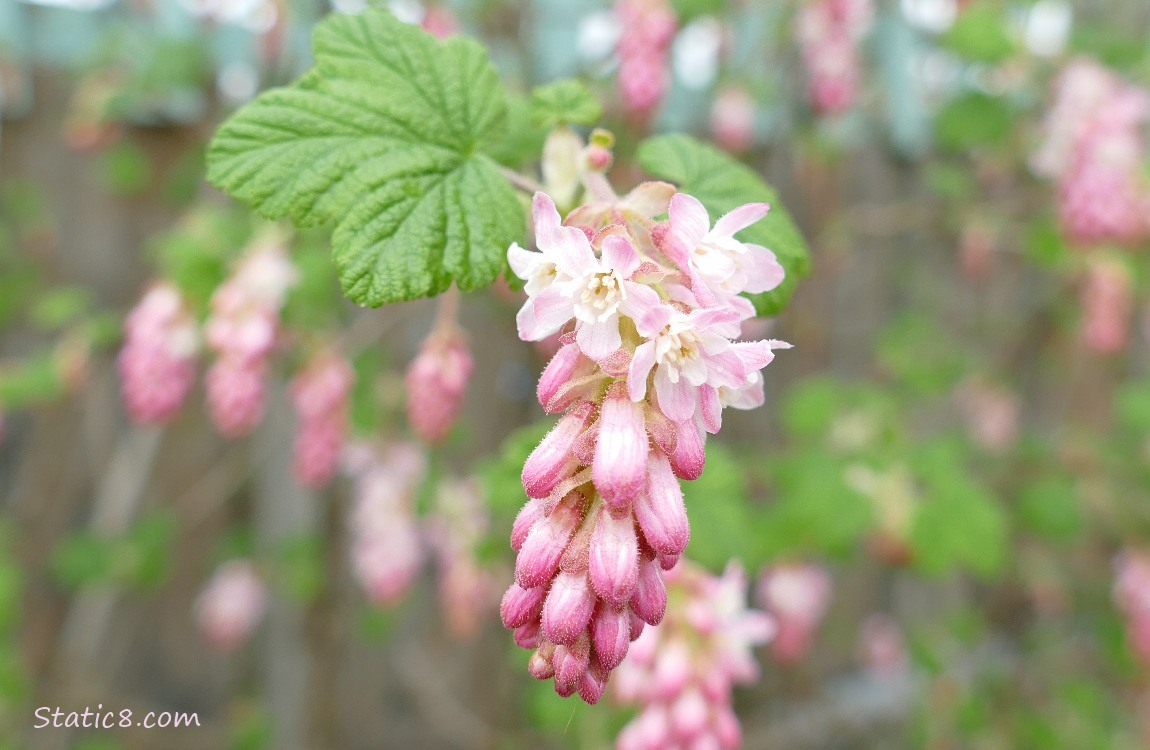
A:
[
  {"xmin": 195, "ymin": 560, "xmax": 267, "ymax": 653},
  {"xmin": 290, "ymin": 350, "xmax": 355, "ymax": 488},
  {"xmin": 612, "ymin": 560, "xmax": 775, "ymax": 750},
  {"xmin": 118, "ymin": 282, "xmax": 199, "ymax": 425},
  {"xmin": 504, "ymin": 185, "xmax": 790, "ymax": 702},
  {"xmin": 345, "ymin": 443, "xmax": 427, "ymax": 606},
  {"xmin": 796, "ymin": 0, "xmax": 874, "ymax": 116},
  {"xmin": 405, "ymin": 290, "xmax": 474, "ymax": 442},
  {"xmin": 204, "ymin": 238, "xmax": 298, "ymax": 437}
]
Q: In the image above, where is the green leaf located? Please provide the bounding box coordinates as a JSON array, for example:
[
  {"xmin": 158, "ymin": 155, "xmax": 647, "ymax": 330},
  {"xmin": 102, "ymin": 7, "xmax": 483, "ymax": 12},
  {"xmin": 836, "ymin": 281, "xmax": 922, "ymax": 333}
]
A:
[
  {"xmin": 530, "ymin": 79, "xmax": 603, "ymax": 128},
  {"xmin": 1115, "ymin": 380, "xmax": 1150, "ymax": 433},
  {"xmin": 934, "ymin": 93, "xmax": 1012, "ymax": 152},
  {"xmin": 207, "ymin": 10, "xmax": 524, "ymax": 307},
  {"xmin": 636, "ymin": 134, "xmax": 810, "ymax": 316},
  {"xmin": 908, "ymin": 440, "xmax": 1006, "ymax": 577},
  {"xmin": 682, "ymin": 443, "xmax": 759, "ymax": 571},
  {"xmin": 942, "ymin": 4, "xmax": 1016, "ymax": 64},
  {"xmin": 1017, "ymin": 477, "xmax": 1082, "ymax": 542}
]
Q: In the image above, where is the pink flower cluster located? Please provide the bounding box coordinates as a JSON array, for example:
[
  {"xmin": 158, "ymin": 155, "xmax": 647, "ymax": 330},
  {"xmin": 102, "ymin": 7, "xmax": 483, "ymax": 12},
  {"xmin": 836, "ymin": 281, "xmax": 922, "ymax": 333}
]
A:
[
  {"xmin": 427, "ymin": 478, "xmax": 498, "ymax": 638},
  {"xmin": 405, "ymin": 321, "xmax": 473, "ymax": 443},
  {"xmin": 345, "ymin": 443, "xmax": 426, "ymax": 606},
  {"xmin": 796, "ymin": 0, "xmax": 874, "ymax": 115},
  {"xmin": 501, "ymin": 188, "xmax": 789, "ymax": 701},
  {"xmin": 756, "ymin": 562, "xmax": 833, "ymax": 664},
  {"xmin": 204, "ymin": 240, "xmax": 298, "ymax": 437},
  {"xmin": 290, "ymin": 351, "xmax": 354, "ymax": 488},
  {"xmin": 1034, "ymin": 59, "xmax": 1150, "ymax": 248},
  {"xmin": 195, "ymin": 559, "xmax": 267, "ymax": 652},
  {"xmin": 1079, "ymin": 255, "xmax": 1134, "ymax": 354},
  {"xmin": 612, "ymin": 560, "xmax": 774, "ymax": 750},
  {"xmin": 118, "ymin": 282, "xmax": 199, "ymax": 425},
  {"xmin": 1114, "ymin": 549, "xmax": 1150, "ymax": 667},
  {"xmin": 614, "ymin": 0, "xmax": 677, "ymax": 122}
]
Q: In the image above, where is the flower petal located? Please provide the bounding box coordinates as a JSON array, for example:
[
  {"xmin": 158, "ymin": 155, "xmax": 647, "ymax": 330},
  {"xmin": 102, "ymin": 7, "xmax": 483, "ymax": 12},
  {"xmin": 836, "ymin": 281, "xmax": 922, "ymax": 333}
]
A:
[
  {"xmin": 740, "ymin": 243, "xmax": 786, "ymax": 294},
  {"xmin": 655, "ymin": 371, "xmax": 698, "ymax": 423},
  {"xmin": 628, "ymin": 341, "xmax": 657, "ymax": 401},
  {"xmin": 516, "ymin": 286, "xmax": 572, "ymax": 341},
  {"xmin": 622, "ymin": 181, "xmax": 676, "ymax": 218},
  {"xmin": 668, "ymin": 194, "xmax": 710, "ymax": 247},
  {"xmin": 712, "ymin": 202, "xmax": 769, "ymax": 238},
  {"xmin": 619, "ymin": 283, "xmax": 671, "ymax": 337},
  {"xmin": 576, "ymin": 318, "xmax": 622, "ymax": 360},
  {"xmin": 601, "ymin": 234, "xmax": 641, "ymax": 278}
]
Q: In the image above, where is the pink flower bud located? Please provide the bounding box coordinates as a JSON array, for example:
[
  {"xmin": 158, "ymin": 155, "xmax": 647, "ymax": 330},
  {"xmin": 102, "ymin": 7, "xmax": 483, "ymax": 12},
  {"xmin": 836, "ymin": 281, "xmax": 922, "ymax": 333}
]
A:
[
  {"xmin": 538, "ymin": 343, "xmax": 592, "ymax": 411},
  {"xmin": 405, "ymin": 326, "xmax": 473, "ymax": 442},
  {"xmin": 1081, "ymin": 256, "xmax": 1133, "ymax": 354},
  {"xmin": 593, "ymin": 387, "xmax": 649, "ymax": 510},
  {"xmin": 630, "ymin": 556, "xmax": 668, "ymax": 626},
  {"xmin": 529, "ymin": 642, "xmax": 557, "ymax": 679},
  {"xmin": 630, "ymin": 609, "xmax": 647, "ymax": 641},
  {"xmin": 542, "ymin": 571, "xmax": 596, "ymax": 646},
  {"xmin": 635, "ymin": 451, "xmax": 690, "ymax": 556},
  {"xmin": 523, "ymin": 402, "xmax": 594, "ymax": 498},
  {"xmin": 511, "ymin": 498, "xmax": 545, "ymax": 552},
  {"xmin": 516, "ymin": 496, "xmax": 582, "ymax": 589},
  {"xmin": 670, "ymin": 687, "xmax": 710, "ymax": 741},
  {"xmin": 195, "ymin": 560, "xmax": 266, "ymax": 652},
  {"xmin": 653, "ymin": 639, "xmax": 692, "ymax": 700},
  {"xmin": 554, "ymin": 632, "xmax": 592, "ymax": 692},
  {"xmin": 578, "ymin": 663, "xmax": 609, "ymax": 705},
  {"xmin": 591, "ymin": 600, "xmax": 632, "ymax": 671},
  {"xmin": 501, "ymin": 582, "xmax": 547, "ymax": 630},
  {"xmin": 515, "ymin": 622, "xmax": 543, "ymax": 649},
  {"xmin": 589, "ymin": 504, "xmax": 640, "ymax": 607},
  {"xmin": 712, "ymin": 704, "xmax": 741, "ymax": 749},
  {"xmin": 669, "ymin": 419, "xmax": 706, "ymax": 480}
]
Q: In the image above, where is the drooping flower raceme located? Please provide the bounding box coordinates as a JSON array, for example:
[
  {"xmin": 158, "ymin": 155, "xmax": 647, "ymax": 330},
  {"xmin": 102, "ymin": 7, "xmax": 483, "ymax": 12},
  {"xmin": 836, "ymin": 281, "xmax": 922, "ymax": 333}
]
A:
[
  {"xmin": 796, "ymin": 0, "xmax": 874, "ymax": 115},
  {"xmin": 118, "ymin": 282, "xmax": 199, "ymax": 425},
  {"xmin": 289, "ymin": 350, "xmax": 355, "ymax": 488},
  {"xmin": 612, "ymin": 560, "xmax": 775, "ymax": 750},
  {"xmin": 195, "ymin": 559, "xmax": 267, "ymax": 652},
  {"xmin": 204, "ymin": 239, "xmax": 298, "ymax": 437},
  {"xmin": 345, "ymin": 442, "xmax": 426, "ymax": 606},
  {"xmin": 502, "ymin": 188, "xmax": 789, "ymax": 702},
  {"xmin": 1034, "ymin": 58, "xmax": 1150, "ymax": 248},
  {"xmin": 614, "ymin": 0, "xmax": 677, "ymax": 122},
  {"xmin": 405, "ymin": 292, "xmax": 474, "ymax": 443}
]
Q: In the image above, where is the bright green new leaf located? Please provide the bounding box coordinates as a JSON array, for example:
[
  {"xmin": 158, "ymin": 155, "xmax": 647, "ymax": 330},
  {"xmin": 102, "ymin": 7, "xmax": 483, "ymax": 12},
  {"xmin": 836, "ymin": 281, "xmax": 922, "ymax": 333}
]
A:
[
  {"xmin": 207, "ymin": 10, "xmax": 524, "ymax": 306},
  {"xmin": 530, "ymin": 79, "xmax": 603, "ymax": 128},
  {"xmin": 636, "ymin": 134, "xmax": 810, "ymax": 316}
]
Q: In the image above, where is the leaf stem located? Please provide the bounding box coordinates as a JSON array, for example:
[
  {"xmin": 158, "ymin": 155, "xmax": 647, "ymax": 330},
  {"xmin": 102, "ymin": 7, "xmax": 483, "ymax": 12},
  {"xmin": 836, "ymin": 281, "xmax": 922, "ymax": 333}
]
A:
[{"xmin": 500, "ymin": 167, "xmax": 545, "ymax": 195}]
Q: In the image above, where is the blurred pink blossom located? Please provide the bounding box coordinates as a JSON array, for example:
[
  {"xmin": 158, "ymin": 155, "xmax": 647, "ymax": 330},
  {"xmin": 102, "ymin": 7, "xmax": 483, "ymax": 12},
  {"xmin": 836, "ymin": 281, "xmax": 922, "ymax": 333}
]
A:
[
  {"xmin": 756, "ymin": 562, "xmax": 833, "ymax": 664},
  {"xmin": 204, "ymin": 239, "xmax": 297, "ymax": 437},
  {"xmin": 195, "ymin": 560, "xmax": 267, "ymax": 652},
  {"xmin": 1114, "ymin": 549, "xmax": 1150, "ymax": 667},
  {"xmin": 290, "ymin": 351, "xmax": 355, "ymax": 488},
  {"xmin": 797, "ymin": 0, "xmax": 873, "ymax": 115},
  {"xmin": 1079, "ymin": 255, "xmax": 1134, "ymax": 354},
  {"xmin": 118, "ymin": 282, "xmax": 199, "ymax": 425},
  {"xmin": 345, "ymin": 443, "xmax": 427, "ymax": 606},
  {"xmin": 614, "ymin": 0, "xmax": 677, "ymax": 122}
]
